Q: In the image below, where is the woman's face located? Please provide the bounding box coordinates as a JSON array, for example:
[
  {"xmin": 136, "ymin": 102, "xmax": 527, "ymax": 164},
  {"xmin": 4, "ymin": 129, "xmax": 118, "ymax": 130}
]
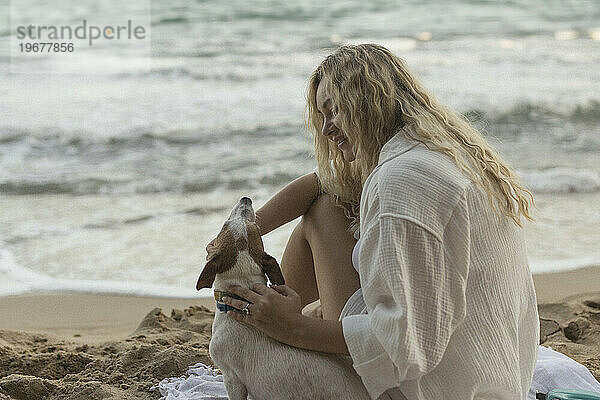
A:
[{"xmin": 315, "ymin": 78, "xmax": 356, "ymax": 162}]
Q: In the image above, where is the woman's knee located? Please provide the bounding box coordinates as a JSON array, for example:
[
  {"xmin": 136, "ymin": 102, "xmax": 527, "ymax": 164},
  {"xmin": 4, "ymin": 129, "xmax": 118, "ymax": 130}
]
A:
[{"xmin": 302, "ymin": 193, "xmax": 351, "ymax": 240}]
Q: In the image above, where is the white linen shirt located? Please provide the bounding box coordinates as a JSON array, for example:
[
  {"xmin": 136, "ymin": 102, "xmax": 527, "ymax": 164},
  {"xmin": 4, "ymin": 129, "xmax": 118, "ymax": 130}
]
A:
[{"xmin": 341, "ymin": 132, "xmax": 540, "ymax": 400}]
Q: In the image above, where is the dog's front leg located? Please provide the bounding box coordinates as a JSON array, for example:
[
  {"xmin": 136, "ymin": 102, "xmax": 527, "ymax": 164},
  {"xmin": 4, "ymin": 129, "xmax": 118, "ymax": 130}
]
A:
[{"xmin": 222, "ymin": 371, "xmax": 248, "ymax": 400}]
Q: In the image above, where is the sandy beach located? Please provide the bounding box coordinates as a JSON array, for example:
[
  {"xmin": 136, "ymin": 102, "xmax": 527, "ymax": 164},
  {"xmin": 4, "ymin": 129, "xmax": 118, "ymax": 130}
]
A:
[{"xmin": 0, "ymin": 266, "xmax": 598, "ymax": 399}]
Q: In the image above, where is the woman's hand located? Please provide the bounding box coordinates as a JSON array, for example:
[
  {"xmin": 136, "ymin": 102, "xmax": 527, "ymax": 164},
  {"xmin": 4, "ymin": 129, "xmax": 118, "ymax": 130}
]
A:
[
  {"xmin": 223, "ymin": 283, "xmax": 350, "ymax": 355},
  {"xmin": 221, "ymin": 283, "xmax": 305, "ymax": 346}
]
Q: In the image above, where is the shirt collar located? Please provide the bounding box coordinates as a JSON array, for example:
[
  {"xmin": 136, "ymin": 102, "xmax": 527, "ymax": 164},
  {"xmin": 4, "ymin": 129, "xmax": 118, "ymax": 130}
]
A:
[{"xmin": 377, "ymin": 130, "xmax": 421, "ymax": 167}]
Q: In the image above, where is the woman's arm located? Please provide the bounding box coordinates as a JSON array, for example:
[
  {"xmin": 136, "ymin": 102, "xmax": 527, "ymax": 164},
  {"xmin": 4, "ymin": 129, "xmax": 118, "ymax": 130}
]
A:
[
  {"xmin": 341, "ymin": 197, "xmax": 469, "ymax": 398},
  {"xmin": 255, "ymin": 172, "xmax": 321, "ymax": 236},
  {"xmin": 291, "ymin": 315, "xmax": 350, "ymax": 355}
]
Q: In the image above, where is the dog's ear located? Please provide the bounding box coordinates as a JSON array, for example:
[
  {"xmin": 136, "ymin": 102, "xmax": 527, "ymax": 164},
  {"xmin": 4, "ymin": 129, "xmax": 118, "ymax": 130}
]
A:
[
  {"xmin": 196, "ymin": 255, "xmax": 220, "ymax": 290},
  {"xmin": 261, "ymin": 252, "xmax": 285, "ymax": 286},
  {"xmin": 196, "ymin": 237, "xmax": 238, "ymax": 290}
]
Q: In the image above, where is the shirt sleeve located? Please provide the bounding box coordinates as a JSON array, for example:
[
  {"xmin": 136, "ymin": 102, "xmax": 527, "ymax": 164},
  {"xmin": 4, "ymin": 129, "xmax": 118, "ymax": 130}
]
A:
[{"xmin": 341, "ymin": 213, "xmax": 469, "ymax": 399}]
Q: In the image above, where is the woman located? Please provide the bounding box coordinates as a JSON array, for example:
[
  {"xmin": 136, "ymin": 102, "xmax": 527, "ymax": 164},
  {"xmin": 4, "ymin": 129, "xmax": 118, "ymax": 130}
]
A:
[{"xmin": 216, "ymin": 44, "xmax": 539, "ymax": 399}]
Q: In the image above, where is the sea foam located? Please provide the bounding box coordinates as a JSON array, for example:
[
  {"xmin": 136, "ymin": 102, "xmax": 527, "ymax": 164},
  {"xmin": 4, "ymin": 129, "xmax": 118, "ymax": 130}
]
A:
[
  {"xmin": 520, "ymin": 168, "xmax": 600, "ymax": 194},
  {"xmin": 0, "ymin": 245, "xmax": 207, "ymax": 298}
]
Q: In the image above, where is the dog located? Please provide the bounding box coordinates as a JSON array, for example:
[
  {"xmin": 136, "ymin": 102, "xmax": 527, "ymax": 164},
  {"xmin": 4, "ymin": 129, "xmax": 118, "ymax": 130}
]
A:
[{"xmin": 196, "ymin": 197, "xmax": 371, "ymax": 400}]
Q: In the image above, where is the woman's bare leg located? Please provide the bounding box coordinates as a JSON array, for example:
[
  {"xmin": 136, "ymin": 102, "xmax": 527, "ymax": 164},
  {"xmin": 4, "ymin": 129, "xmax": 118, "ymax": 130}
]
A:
[
  {"xmin": 279, "ymin": 194, "xmax": 360, "ymax": 321},
  {"xmin": 279, "ymin": 222, "xmax": 320, "ymax": 308}
]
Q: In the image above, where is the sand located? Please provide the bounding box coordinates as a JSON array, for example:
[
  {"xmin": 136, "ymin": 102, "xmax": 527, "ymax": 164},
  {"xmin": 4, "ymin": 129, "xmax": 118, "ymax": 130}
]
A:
[
  {"xmin": 0, "ymin": 266, "xmax": 598, "ymax": 399},
  {"xmin": 0, "ymin": 305, "xmax": 215, "ymax": 399},
  {"xmin": 0, "ymin": 294, "xmax": 215, "ymax": 344}
]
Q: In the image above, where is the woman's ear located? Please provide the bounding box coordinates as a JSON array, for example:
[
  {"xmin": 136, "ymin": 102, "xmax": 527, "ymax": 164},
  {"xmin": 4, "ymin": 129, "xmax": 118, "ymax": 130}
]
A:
[{"xmin": 261, "ymin": 252, "xmax": 285, "ymax": 286}]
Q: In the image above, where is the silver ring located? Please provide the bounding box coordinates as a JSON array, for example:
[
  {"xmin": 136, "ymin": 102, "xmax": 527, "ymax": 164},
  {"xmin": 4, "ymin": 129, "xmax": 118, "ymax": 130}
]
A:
[{"xmin": 242, "ymin": 302, "xmax": 250, "ymax": 315}]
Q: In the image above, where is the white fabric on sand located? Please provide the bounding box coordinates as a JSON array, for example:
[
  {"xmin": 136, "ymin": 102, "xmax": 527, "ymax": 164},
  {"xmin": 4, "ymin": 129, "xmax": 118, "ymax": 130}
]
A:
[
  {"xmin": 528, "ymin": 346, "xmax": 600, "ymax": 399},
  {"xmin": 153, "ymin": 362, "xmax": 228, "ymax": 400}
]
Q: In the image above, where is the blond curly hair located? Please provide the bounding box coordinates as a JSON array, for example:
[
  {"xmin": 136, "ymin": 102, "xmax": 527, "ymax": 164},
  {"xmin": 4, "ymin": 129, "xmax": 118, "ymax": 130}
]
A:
[{"xmin": 306, "ymin": 43, "xmax": 534, "ymax": 232}]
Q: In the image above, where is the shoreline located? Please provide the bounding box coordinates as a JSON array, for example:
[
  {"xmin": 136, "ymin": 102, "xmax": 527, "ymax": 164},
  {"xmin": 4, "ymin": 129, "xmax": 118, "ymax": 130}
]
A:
[
  {"xmin": 0, "ymin": 293, "xmax": 214, "ymax": 343},
  {"xmin": 532, "ymin": 264, "xmax": 600, "ymax": 304},
  {"xmin": 0, "ymin": 265, "xmax": 597, "ymax": 341}
]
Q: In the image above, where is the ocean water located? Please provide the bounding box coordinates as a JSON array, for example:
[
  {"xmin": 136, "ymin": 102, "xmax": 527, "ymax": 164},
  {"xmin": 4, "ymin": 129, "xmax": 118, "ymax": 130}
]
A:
[{"xmin": 1, "ymin": 0, "xmax": 599, "ymax": 298}]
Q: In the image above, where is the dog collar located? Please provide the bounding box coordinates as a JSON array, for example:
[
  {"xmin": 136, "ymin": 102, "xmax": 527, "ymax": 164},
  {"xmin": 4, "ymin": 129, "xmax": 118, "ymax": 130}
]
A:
[{"xmin": 214, "ymin": 289, "xmax": 252, "ymax": 313}]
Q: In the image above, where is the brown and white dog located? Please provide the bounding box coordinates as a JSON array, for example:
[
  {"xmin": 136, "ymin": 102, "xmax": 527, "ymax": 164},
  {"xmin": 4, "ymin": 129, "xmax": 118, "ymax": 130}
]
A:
[{"xmin": 196, "ymin": 197, "xmax": 370, "ymax": 400}]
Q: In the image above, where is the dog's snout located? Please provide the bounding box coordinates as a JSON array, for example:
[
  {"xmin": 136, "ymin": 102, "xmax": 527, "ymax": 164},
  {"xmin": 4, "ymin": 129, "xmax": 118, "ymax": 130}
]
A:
[{"xmin": 227, "ymin": 197, "xmax": 255, "ymax": 222}]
